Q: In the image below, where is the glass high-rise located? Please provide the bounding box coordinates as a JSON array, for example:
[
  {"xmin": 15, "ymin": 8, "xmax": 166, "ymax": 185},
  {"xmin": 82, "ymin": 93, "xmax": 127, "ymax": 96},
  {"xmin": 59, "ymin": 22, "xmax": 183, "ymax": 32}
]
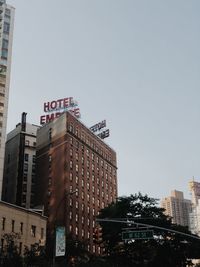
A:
[{"xmin": 0, "ymin": 0, "xmax": 15, "ymax": 199}]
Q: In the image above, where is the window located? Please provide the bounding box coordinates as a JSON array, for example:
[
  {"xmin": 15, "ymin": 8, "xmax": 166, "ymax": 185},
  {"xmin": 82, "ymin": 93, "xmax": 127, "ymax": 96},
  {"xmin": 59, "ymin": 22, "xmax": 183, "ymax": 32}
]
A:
[
  {"xmin": 1, "ymin": 49, "xmax": 7, "ymax": 59},
  {"xmin": 23, "ymin": 173, "xmax": 27, "ymax": 182},
  {"xmin": 24, "ymin": 154, "xmax": 29, "ymax": 161},
  {"xmin": 25, "ymin": 140, "xmax": 30, "ymax": 146},
  {"xmin": 20, "ymin": 222, "xmax": 23, "ymax": 234},
  {"xmin": 70, "ymin": 137, "xmax": 73, "ymax": 144},
  {"xmin": 75, "ymin": 227, "xmax": 78, "ymax": 235},
  {"xmin": 5, "ymin": 9, "xmax": 11, "ymax": 17},
  {"xmin": 41, "ymin": 228, "xmax": 44, "ymax": 239},
  {"xmin": 2, "ymin": 217, "xmax": 5, "ymax": 230},
  {"xmin": 69, "ymin": 198, "xmax": 72, "ymax": 206},
  {"xmin": 32, "ymin": 155, "xmax": 36, "ymax": 163},
  {"xmin": 75, "ymin": 214, "xmax": 78, "ymax": 222},
  {"xmin": 1, "ymin": 239, "xmax": 4, "ymax": 251},
  {"xmin": 11, "ymin": 220, "xmax": 15, "ymax": 232},
  {"xmin": 19, "ymin": 242, "xmax": 22, "ymax": 255},
  {"xmin": 23, "ymin": 184, "xmax": 27, "ymax": 193},
  {"xmin": 24, "ymin": 163, "xmax": 28, "ymax": 171},
  {"xmin": 2, "ymin": 39, "xmax": 8, "ymax": 49},
  {"xmin": 75, "ymin": 164, "xmax": 78, "ymax": 172},
  {"xmin": 87, "ymin": 183, "xmax": 90, "ymax": 190},
  {"xmin": 70, "ymin": 173, "xmax": 73, "ymax": 181},
  {"xmin": 75, "ymin": 176, "xmax": 78, "ymax": 184},
  {"xmin": 82, "ymin": 229, "xmax": 84, "ymax": 237},
  {"xmin": 31, "ymin": 225, "xmax": 36, "ymax": 237},
  {"xmin": 70, "ymin": 161, "xmax": 73, "ymax": 169}
]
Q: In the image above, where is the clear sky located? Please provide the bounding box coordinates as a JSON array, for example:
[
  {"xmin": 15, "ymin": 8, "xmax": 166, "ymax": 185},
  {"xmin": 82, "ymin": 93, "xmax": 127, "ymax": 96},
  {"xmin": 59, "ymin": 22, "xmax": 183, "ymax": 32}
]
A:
[{"xmin": 6, "ymin": 0, "xmax": 200, "ymax": 200}]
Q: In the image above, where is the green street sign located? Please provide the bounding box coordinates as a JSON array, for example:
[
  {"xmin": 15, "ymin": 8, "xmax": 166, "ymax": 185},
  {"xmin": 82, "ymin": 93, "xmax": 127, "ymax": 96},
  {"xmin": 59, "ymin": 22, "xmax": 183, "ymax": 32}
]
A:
[{"xmin": 122, "ymin": 230, "xmax": 154, "ymax": 240}]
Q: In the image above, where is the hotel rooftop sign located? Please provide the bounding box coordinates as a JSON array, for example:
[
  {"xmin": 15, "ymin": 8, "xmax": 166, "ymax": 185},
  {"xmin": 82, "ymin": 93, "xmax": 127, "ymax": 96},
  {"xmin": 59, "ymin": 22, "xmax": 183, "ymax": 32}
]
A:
[
  {"xmin": 90, "ymin": 120, "xmax": 110, "ymax": 140},
  {"xmin": 40, "ymin": 97, "xmax": 80, "ymax": 125}
]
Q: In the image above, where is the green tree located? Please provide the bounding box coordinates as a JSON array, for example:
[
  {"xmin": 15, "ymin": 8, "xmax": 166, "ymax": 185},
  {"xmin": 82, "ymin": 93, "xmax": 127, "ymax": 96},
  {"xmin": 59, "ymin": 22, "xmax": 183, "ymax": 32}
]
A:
[{"xmin": 98, "ymin": 193, "xmax": 200, "ymax": 267}]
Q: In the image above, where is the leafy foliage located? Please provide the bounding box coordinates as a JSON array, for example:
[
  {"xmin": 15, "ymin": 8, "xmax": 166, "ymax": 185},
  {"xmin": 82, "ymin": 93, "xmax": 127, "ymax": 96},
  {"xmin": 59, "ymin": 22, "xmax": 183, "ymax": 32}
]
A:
[
  {"xmin": 97, "ymin": 193, "xmax": 200, "ymax": 267},
  {"xmin": 0, "ymin": 233, "xmax": 23, "ymax": 267}
]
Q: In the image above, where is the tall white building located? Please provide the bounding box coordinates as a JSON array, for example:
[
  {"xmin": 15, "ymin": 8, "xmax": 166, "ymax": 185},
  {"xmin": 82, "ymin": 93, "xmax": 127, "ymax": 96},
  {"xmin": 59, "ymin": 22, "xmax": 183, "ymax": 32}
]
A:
[
  {"xmin": 0, "ymin": 0, "xmax": 15, "ymax": 199},
  {"xmin": 189, "ymin": 180, "xmax": 200, "ymax": 236}
]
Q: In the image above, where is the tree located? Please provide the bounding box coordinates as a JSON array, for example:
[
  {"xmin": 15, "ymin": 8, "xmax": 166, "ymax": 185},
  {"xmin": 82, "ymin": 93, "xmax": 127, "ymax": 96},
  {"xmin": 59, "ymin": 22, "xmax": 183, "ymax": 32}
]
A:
[
  {"xmin": 97, "ymin": 193, "xmax": 200, "ymax": 267},
  {"xmin": 23, "ymin": 243, "xmax": 48, "ymax": 267},
  {"xmin": 0, "ymin": 233, "xmax": 23, "ymax": 267}
]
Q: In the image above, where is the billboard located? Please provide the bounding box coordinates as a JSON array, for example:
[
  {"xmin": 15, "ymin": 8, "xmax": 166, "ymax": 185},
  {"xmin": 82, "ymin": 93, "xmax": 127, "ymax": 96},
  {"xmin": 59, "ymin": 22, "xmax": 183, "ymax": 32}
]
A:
[
  {"xmin": 55, "ymin": 226, "xmax": 66, "ymax": 257},
  {"xmin": 40, "ymin": 97, "xmax": 81, "ymax": 125}
]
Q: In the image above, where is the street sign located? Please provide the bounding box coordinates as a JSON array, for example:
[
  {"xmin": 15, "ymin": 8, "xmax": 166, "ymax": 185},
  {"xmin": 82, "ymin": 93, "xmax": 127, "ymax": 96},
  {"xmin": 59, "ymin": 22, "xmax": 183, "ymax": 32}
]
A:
[{"xmin": 122, "ymin": 230, "xmax": 154, "ymax": 240}]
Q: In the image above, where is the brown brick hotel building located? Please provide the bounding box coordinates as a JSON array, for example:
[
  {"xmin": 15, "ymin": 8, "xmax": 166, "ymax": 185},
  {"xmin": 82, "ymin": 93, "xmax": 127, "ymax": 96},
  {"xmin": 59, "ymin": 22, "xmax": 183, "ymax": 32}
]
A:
[{"xmin": 35, "ymin": 111, "xmax": 118, "ymax": 254}]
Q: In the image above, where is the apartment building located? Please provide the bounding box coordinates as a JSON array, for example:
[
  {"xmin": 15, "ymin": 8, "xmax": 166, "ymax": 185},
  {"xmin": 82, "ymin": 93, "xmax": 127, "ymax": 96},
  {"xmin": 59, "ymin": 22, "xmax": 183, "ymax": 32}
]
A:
[
  {"xmin": 161, "ymin": 190, "xmax": 192, "ymax": 227},
  {"xmin": 2, "ymin": 113, "xmax": 40, "ymax": 208}
]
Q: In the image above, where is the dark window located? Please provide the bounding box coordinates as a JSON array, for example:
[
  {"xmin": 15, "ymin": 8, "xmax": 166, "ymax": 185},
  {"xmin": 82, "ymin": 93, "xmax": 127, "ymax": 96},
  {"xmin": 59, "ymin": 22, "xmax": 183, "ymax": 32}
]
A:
[
  {"xmin": 32, "ymin": 155, "xmax": 36, "ymax": 163},
  {"xmin": 31, "ymin": 225, "xmax": 36, "ymax": 237},
  {"xmin": 11, "ymin": 220, "xmax": 15, "ymax": 232},
  {"xmin": 1, "ymin": 239, "xmax": 4, "ymax": 251},
  {"xmin": 32, "ymin": 164, "xmax": 36, "ymax": 174},
  {"xmin": 23, "ymin": 184, "xmax": 27, "ymax": 192},
  {"xmin": 24, "ymin": 154, "xmax": 29, "ymax": 161},
  {"xmin": 19, "ymin": 242, "xmax": 22, "ymax": 255},
  {"xmin": 2, "ymin": 39, "xmax": 8, "ymax": 49},
  {"xmin": 23, "ymin": 173, "xmax": 27, "ymax": 182},
  {"xmin": 3, "ymin": 22, "xmax": 10, "ymax": 33},
  {"xmin": 1, "ymin": 49, "xmax": 7, "ymax": 59},
  {"xmin": 2, "ymin": 217, "xmax": 5, "ymax": 230},
  {"xmin": 24, "ymin": 163, "xmax": 28, "ymax": 171},
  {"xmin": 20, "ymin": 222, "xmax": 23, "ymax": 234},
  {"xmin": 41, "ymin": 228, "xmax": 44, "ymax": 239}
]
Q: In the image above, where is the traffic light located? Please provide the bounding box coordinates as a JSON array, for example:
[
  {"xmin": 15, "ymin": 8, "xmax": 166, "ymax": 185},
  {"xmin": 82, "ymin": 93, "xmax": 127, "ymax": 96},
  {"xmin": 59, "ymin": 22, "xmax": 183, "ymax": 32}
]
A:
[{"xmin": 93, "ymin": 227, "xmax": 102, "ymax": 243}]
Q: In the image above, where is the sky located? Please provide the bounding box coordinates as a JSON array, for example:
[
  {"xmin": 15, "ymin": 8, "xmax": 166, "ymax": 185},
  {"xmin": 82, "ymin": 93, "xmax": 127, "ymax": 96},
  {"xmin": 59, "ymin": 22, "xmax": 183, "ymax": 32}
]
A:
[{"xmin": 6, "ymin": 0, "xmax": 200, "ymax": 200}]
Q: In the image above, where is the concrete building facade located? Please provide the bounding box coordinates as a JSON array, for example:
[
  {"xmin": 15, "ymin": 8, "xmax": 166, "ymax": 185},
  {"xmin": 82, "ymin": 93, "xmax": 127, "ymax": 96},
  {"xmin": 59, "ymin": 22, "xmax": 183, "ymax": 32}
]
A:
[
  {"xmin": 0, "ymin": 200, "xmax": 47, "ymax": 254},
  {"xmin": 161, "ymin": 190, "xmax": 192, "ymax": 227},
  {"xmin": 2, "ymin": 113, "xmax": 40, "ymax": 208},
  {"xmin": 0, "ymin": 0, "xmax": 15, "ymax": 199},
  {"xmin": 189, "ymin": 180, "xmax": 200, "ymax": 236},
  {"xmin": 35, "ymin": 112, "xmax": 118, "ymax": 254}
]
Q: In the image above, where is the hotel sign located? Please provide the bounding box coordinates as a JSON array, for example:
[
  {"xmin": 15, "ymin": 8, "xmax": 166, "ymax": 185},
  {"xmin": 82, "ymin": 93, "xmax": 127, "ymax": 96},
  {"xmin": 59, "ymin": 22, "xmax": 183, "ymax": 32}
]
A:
[
  {"xmin": 90, "ymin": 120, "xmax": 110, "ymax": 139},
  {"xmin": 40, "ymin": 97, "xmax": 80, "ymax": 125}
]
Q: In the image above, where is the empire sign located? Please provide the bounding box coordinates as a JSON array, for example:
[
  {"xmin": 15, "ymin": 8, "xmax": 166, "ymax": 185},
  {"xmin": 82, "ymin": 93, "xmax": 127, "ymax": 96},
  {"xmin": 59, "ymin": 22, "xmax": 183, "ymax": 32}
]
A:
[{"xmin": 40, "ymin": 97, "xmax": 80, "ymax": 125}]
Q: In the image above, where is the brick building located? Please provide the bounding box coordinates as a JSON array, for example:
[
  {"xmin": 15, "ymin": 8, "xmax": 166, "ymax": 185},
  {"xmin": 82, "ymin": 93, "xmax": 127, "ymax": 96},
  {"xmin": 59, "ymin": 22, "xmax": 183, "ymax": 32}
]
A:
[{"xmin": 35, "ymin": 111, "xmax": 118, "ymax": 254}]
